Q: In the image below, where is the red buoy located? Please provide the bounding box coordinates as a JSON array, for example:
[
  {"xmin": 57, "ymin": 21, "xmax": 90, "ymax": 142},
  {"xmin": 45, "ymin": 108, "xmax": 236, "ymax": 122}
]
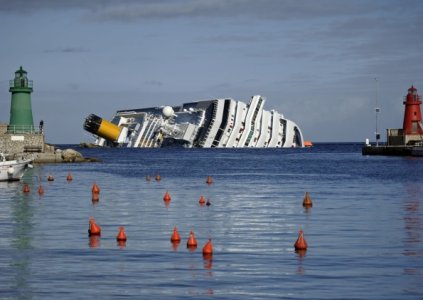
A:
[
  {"xmin": 116, "ymin": 226, "xmax": 127, "ymax": 241},
  {"xmin": 23, "ymin": 183, "xmax": 30, "ymax": 193},
  {"xmin": 38, "ymin": 185, "xmax": 44, "ymax": 195},
  {"xmin": 302, "ymin": 192, "xmax": 313, "ymax": 208},
  {"xmin": 88, "ymin": 217, "xmax": 101, "ymax": 236},
  {"xmin": 92, "ymin": 192, "xmax": 99, "ymax": 202},
  {"xmin": 199, "ymin": 195, "xmax": 206, "ymax": 205},
  {"xmin": 66, "ymin": 173, "xmax": 73, "ymax": 181},
  {"xmin": 163, "ymin": 191, "xmax": 171, "ymax": 201},
  {"xmin": 92, "ymin": 182, "xmax": 100, "ymax": 194},
  {"xmin": 206, "ymin": 176, "xmax": 213, "ymax": 185},
  {"xmin": 294, "ymin": 229, "xmax": 308, "ymax": 250},
  {"xmin": 202, "ymin": 239, "xmax": 213, "ymax": 256},
  {"xmin": 186, "ymin": 231, "xmax": 197, "ymax": 248},
  {"xmin": 170, "ymin": 227, "xmax": 181, "ymax": 243}
]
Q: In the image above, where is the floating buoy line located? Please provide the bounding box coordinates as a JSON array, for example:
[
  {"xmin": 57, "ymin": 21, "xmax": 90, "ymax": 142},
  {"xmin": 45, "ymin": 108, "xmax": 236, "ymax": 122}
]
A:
[{"xmin": 18, "ymin": 171, "xmax": 317, "ymax": 261}]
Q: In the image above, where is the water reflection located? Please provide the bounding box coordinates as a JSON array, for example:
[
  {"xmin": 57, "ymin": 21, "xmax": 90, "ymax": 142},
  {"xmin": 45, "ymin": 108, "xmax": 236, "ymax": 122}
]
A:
[
  {"xmin": 171, "ymin": 241, "xmax": 180, "ymax": 251},
  {"xmin": 117, "ymin": 240, "xmax": 126, "ymax": 249},
  {"xmin": 10, "ymin": 171, "xmax": 36, "ymax": 298},
  {"xmin": 402, "ymin": 182, "xmax": 422, "ymax": 294},
  {"xmin": 402, "ymin": 183, "xmax": 422, "ymax": 256},
  {"xmin": 203, "ymin": 255, "xmax": 213, "ymax": 270},
  {"xmin": 89, "ymin": 236, "xmax": 101, "ymax": 248},
  {"xmin": 295, "ymin": 249, "xmax": 306, "ymax": 275}
]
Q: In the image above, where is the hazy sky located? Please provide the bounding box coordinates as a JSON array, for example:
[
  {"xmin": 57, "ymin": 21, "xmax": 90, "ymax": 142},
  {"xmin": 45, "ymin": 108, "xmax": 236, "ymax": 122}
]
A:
[{"xmin": 1, "ymin": 0, "xmax": 422, "ymax": 144}]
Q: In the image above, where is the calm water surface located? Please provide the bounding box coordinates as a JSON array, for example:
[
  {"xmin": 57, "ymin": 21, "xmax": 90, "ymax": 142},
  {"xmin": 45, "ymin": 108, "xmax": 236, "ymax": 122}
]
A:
[{"xmin": 0, "ymin": 144, "xmax": 422, "ymax": 299}]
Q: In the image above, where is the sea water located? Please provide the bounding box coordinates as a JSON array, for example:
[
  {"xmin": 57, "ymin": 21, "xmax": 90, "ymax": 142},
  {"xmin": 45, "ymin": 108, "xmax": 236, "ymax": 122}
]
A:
[{"xmin": 0, "ymin": 144, "xmax": 422, "ymax": 299}]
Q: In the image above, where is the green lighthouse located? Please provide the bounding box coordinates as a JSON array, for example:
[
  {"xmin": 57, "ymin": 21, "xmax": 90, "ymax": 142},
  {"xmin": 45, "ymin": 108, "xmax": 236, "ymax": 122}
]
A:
[{"xmin": 8, "ymin": 66, "xmax": 34, "ymax": 133}]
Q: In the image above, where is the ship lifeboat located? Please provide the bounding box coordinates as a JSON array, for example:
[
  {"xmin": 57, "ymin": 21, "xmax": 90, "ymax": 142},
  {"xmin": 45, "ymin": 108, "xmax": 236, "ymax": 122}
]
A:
[{"xmin": 304, "ymin": 141, "xmax": 313, "ymax": 147}]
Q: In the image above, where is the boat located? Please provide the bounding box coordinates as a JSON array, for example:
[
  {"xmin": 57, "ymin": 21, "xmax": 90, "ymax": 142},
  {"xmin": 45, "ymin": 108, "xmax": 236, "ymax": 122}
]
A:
[
  {"xmin": 83, "ymin": 95, "xmax": 304, "ymax": 148},
  {"xmin": 0, "ymin": 153, "xmax": 33, "ymax": 181}
]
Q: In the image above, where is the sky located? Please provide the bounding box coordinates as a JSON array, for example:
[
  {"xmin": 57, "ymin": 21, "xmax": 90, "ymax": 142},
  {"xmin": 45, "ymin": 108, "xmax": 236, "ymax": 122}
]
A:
[{"xmin": 0, "ymin": 0, "xmax": 422, "ymax": 144}]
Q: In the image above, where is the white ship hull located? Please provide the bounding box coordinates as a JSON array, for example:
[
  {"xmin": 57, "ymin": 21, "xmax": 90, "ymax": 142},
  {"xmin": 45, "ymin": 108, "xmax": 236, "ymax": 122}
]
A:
[{"xmin": 84, "ymin": 95, "xmax": 304, "ymax": 148}]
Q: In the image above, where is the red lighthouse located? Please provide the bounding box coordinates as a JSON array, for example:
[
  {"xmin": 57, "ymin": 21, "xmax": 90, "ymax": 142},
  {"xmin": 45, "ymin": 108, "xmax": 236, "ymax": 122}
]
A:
[
  {"xmin": 364, "ymin": 85, "xmax": 423, "ymax": 154},
  {"xmin": 403, "ymin": 86, "xmax": 423, "ymax": 135}
]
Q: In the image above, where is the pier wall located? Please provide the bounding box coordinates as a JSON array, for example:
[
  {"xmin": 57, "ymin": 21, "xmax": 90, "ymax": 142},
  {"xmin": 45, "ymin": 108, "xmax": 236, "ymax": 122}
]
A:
[
  {"xmin": 0, "ymin": 124, "xmax": 45, "ymax": 154},
  {"xmin": 362, "ymin": 145, "xmax": 414, "ymax": 156}
]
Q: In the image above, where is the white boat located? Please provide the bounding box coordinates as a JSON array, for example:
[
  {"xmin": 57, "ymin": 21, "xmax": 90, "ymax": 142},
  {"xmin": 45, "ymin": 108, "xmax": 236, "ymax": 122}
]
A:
[
  {"xmin": 83, "ymin": 95, "xmax": 304, "ymax": 148},
  {"xmin": 0, "ymin": 153, "xmax": 33, "ymax": 181}
]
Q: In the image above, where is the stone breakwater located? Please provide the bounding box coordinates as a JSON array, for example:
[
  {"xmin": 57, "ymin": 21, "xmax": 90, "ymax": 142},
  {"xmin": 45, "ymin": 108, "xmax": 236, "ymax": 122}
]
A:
[
  {"xmin": 32, "ymin": 148, "xmax": 100, "ymax": 163},
  {"xmin": 10, "ymin": 148, "xmax": 100, "ymax": 163},
  {"xmin": 1, "ymin": 125, "xmax": 99, "ymax": 163}
]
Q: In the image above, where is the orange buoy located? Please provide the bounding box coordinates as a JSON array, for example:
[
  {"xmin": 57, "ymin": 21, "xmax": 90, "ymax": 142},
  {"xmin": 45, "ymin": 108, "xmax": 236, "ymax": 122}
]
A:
[
  {"xmin": 47, "ymin": 175, "xmax": 54, "ymax": 182},
  {"xmin": 206, "ymin": 176, "xmax": 213, "ymax": 185},
  {"xmin": 294, "ymin": 229, "xmax": 308, "ymax": 250},
  {"xmin": 303, "ymin": 192, "xmax": 313, "ymax": 208},
  {"xmin": 88, "ymin": 217, "xmax": 101, "ymax": 236},
  {"xmin": 202, "ymin": 239, "xmax": 213, "ymax": 256},
  {"xmin": 199, "ymin": 195, "xmax": 206, "ymax": 205},
  {"xmin": 66, "ymin": 172, "xmax": 73, "ymax": 181},
  {"xmin": 92, "ymin": 182, "xmax": 100, "ymax": 194},
  {"xmin": 170, "ymin": 227, "xmax": 181, "ymax": 243},
  {"xmin": 92, "ymin": 192, "xmax": 99, "ymax": 202},
  {"xmin": 163, "ymin": 191, "xmax": 171, "ymax": 201},
  {"xmin": 116, "ymin": 226, "xmax": 127, "ymax": 241},
  {"xmin": 155, "ymin": 174, "xmax": 161, "ymax": 181},
  {"xmin": 23, "ymin": 183, "xmax": 30, "ymax": 193},
  {"xmin": 146, "ymin": 175, "xmax": 151, "ymax": 181},
  {"xmin": 186, "ymin": 231, "xmax": 198, "ymax": 248},
  {"xmin": 38, "ymin": 185, "xmax": 44, "ymax": 195}
]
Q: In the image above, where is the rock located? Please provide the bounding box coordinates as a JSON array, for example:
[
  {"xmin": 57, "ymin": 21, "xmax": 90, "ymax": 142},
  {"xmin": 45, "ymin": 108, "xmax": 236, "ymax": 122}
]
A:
[
  {"xmin": 61, "ymin": 148, "xmax": 83, "ymax": 162},
  {"xmin": 80, "ymin": 142, "xmax": 102, "ymax": 148}
]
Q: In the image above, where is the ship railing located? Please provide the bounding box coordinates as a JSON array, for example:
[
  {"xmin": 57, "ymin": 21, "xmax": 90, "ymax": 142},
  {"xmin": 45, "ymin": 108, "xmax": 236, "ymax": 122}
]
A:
[{"xmin": 6, "ymin": 125, "xmax": 42, "ymax": 134}]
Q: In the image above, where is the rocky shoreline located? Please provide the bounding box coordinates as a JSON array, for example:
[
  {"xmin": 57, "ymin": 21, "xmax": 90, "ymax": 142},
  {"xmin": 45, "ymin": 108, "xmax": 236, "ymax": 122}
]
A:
[{"xmin": 10, "ymin": 146, "xmax": 100, "ymax": 164}]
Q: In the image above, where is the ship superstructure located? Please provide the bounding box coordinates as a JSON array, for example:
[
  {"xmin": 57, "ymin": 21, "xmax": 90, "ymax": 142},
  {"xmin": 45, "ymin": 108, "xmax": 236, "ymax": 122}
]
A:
[{"xmin": 83, "ymin": 95, "xmax": 304, "ymax": 148}]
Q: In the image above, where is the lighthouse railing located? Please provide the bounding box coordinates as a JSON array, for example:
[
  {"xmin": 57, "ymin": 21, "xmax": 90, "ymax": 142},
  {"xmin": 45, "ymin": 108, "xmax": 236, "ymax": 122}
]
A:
[
  {"xmin": 6, "ymin": 125, "xmax": 42, "ymax": 134},
  {"xmin": 9, "ymin": 80, "xmax": 33, "ymax": 89}
]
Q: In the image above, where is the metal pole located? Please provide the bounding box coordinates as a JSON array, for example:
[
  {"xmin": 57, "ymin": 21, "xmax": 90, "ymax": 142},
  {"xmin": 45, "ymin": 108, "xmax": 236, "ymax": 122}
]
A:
[{"xmin": 375, "ymin": 78, "xmax": 380, "ymax": 147}]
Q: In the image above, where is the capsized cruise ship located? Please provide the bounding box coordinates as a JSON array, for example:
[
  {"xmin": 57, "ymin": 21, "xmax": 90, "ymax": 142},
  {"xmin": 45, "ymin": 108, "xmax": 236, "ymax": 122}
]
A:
[{"xmin": 83, "ymin": 95, "xmax": 304, "ymax": 148}]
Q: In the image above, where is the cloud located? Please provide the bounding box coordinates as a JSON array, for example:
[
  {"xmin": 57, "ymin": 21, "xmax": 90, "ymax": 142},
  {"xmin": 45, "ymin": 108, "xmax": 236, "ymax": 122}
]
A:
[
  {"xmin": 144, "ymin": 80, "xmax": 163, "ymax": 87},
  {"xmin": 1, "ymin": 0, "xmax": 420, "ymax": 22},
  {"xmin": 43, "ymin": 47, "xmax": 89, "ymax": 54}
]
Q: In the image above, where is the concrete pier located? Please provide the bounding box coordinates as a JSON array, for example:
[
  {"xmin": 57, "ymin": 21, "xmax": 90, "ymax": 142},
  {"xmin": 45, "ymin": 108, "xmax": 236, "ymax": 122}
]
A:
[
  {"xmin": 362, "ymin": 145, "xmax": 422, "ymax": 156},
  {"xmin": 1, "ymin": 124, "xmax": 98, "ymax": 163}
]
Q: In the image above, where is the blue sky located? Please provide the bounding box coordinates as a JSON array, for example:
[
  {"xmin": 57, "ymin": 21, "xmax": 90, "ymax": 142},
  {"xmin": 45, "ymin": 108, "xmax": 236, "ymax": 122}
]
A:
[{"xmin": 0, "ymin": 0, "xmax": 422, "ymax": 144}]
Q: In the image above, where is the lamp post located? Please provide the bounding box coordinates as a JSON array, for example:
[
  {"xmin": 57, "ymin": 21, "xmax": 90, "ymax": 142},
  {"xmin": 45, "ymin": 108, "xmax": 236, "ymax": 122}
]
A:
[{"xmin": 375, "ymin": 78, "xmax": 380, "ymax": 147}]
